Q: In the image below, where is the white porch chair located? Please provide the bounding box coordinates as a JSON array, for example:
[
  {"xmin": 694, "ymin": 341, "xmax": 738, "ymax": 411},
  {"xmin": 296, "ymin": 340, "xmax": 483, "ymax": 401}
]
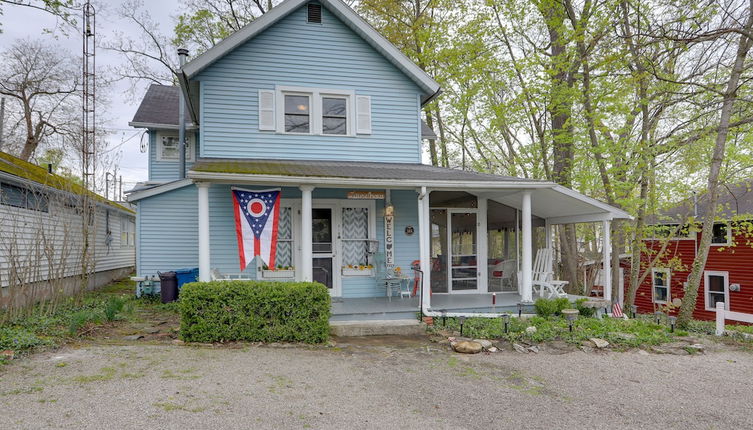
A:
[
  {"xmin": 531, "ymin": 248, "xmax": 568, "ymax": 298},
  {"xmin": 374, "ymin": 253, "xmax": 403, "ymax": 301},
  {"xmin": 490, "ymin": 260, "xmax": 517, "ymax": 292}
]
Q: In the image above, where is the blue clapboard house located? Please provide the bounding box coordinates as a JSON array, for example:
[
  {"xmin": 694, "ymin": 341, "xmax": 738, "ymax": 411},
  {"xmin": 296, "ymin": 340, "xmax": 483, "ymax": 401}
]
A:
[{"xmin": 127, "ymin": 0, "xmax": 630, "ymax": 319}]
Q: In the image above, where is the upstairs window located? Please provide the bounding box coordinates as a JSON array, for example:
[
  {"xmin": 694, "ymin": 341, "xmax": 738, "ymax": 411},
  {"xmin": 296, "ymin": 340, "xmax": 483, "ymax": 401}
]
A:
[
  {"xmin": 156, "ymin": 132, "xmax": 195, "ymax": 162},
  {"xmin": 711, "ymin": 222, "xmax": 730, "ymax": 245},
  {"xmin": 284, "ymin": 94, "xmax": 311, "ymax": 133},
  {"xmin": 262, "ymin": 86, "xmax": 370, "ymax": 136},
  {"xmin": 322, "ymin": 96, "xmax": 347, "ymax": 135}
]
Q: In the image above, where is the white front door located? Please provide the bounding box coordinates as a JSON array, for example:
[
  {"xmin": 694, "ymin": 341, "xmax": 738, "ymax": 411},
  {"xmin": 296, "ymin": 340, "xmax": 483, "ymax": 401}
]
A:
[{"xmin": 448, "ymin": 209, "xmax": 479, "ymax": 293}]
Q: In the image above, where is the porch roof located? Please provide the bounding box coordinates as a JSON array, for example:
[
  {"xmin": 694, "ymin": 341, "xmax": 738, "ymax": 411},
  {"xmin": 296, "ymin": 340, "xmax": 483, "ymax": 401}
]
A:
[
  {"xmin": 129, "ymin": 158, "xmax": 632, "ymax": 222},
  {"xmin": 188, "ymin": 158, "xmax": 545, "ymax": 185}
]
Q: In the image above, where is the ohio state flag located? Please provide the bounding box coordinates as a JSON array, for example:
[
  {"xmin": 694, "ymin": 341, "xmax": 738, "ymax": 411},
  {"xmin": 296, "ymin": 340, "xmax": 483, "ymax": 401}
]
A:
[{"xmin": 231, "ymin": 187, "xmax": 281, "ymax": 270}]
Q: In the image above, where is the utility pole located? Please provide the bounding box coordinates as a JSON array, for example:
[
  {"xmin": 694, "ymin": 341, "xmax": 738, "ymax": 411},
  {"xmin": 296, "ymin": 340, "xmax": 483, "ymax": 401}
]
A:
[{"xmin": 0, "ymin": 98, "xmax": 5, "ymax": 151}]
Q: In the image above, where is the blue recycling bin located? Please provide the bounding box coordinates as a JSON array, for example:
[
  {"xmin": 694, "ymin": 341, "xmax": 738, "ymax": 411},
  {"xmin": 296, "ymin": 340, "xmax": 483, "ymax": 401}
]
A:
[{"xmin": 174, "ymin": 267, "xmax": 199, "ymax": 289}]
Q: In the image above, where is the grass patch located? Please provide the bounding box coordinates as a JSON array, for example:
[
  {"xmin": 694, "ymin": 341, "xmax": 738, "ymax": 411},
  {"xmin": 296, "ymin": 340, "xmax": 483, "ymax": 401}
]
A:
[{"xmin": 0, "ymin": 276, "xmax": 170, "ymax": 357}]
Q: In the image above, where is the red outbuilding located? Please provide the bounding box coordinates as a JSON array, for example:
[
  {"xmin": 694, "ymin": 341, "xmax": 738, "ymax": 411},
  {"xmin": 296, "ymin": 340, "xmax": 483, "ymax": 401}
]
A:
[{"xmin": 632, "ymin": 181, "xmax": 753, "ymax": 321}]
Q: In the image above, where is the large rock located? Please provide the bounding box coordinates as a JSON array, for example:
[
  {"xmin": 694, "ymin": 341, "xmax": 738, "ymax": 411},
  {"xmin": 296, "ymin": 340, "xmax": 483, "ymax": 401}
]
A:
[
  {"xmin": 513, "ymin": 343, "xmax": 529, "ymax": 353},
  {"xmin": 589, "ymin": 338, "xmax": 610, "ymax": 349},
  {"xmin": 525, "ymin": 326, "xmax": 538, "ymax": 335},
  {"xmin": 452, "ymin": 341, "xmax": 483, "ymax": 354},
  {"xmin": 474, "ymin": 339, "xmax": 493, "ymax": 350}
]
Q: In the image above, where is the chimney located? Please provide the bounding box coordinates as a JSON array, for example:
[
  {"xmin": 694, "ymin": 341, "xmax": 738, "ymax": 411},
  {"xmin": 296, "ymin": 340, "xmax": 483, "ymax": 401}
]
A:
[{"xmin": 178, "ymin": 48, "xmax": 189, "ymax": 179}]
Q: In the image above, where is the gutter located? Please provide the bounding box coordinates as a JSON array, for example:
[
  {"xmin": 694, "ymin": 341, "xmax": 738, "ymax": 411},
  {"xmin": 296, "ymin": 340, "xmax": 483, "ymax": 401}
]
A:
[
  {"xmin": 128, "ymin": 122, "xmax": 198, "ymax": 130},
  {"xmin": 187, "ymin": 170, "xmax": 554, "ymax": 190}
]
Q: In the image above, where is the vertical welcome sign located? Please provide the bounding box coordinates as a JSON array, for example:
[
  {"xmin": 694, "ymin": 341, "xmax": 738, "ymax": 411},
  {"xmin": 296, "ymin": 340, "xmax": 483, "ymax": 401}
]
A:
[{"xmin": 384, "ymin": 208, "xmax": 394, "ymax": 267}]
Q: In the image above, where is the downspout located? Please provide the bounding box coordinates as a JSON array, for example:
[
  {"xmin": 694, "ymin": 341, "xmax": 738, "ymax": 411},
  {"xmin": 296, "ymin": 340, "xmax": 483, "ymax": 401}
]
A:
[
  {"xmin": 416, "ymin": 187, "xmax": 512, "ymax": 319},
  {"xmin": 178, "ymin": 48, "xmax": 189, "ymax": 179}
]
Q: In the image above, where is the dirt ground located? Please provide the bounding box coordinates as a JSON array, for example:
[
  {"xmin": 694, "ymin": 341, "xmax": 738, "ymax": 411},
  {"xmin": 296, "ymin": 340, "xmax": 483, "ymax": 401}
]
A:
[{"xmin": 1, "ymin": 334, "xmax": 752, "ymax": 430}]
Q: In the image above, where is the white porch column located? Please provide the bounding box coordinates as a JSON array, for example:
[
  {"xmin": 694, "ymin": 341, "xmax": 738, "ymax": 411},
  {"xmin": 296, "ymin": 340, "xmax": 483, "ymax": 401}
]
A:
[
  {"xmin": 300, "ymin": 185, "xmax": 314, "ymax": 282},
  {"xmin": 419, "ymin": 188, "xmax": 431, "ymax": 308},
  {"xmin": 477, "ymin": 196, "xmax": 488, "ymax": 292},
  {"xmin": 197, "ymin": 182, "xmax": 211, "ymax": 282},
  {"xmin": 521, "ymin": 191, "xmax": 533, "ymax": 303},
  {"xmin": 545, "ymin": 220, "xmax": 555, "ymax": 276},
  {"xmin": 602, "ymin": 219, "xmax": 612, "ymax": 303}
]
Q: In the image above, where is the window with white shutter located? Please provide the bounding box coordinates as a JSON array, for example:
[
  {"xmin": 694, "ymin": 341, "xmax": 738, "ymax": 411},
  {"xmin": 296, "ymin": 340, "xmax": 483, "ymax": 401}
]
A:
[
  {"xmin": 258, "ymin": 89, "xmax": 276, "ymax": 131},
  {"xmin": 356, "ymin": 95, "xmax": 371, "ymax": 134}
]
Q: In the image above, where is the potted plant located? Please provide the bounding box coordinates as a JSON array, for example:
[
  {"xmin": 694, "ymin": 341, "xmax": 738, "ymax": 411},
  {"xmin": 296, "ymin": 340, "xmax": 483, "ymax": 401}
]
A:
[
  {"xmin": 261, "ymin": 263, "xmax": 296, "ymax": 279},
  {"xmin": 341, "ymin": 264, "xmax": 374, "ymax": 277}
]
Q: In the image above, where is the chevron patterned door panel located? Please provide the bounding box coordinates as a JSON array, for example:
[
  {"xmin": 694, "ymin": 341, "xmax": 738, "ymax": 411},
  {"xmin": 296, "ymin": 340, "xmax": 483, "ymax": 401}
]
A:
[
  {"xmin": 276, "ymin": 207, "xmax": 293, "ymax": 267},
  {"xmin": 342, "ymin": 207, "xmax": 368, "ymax": 266}
]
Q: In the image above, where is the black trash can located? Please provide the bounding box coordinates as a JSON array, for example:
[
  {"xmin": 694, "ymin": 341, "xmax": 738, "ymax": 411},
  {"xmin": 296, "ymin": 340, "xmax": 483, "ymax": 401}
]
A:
[{"xmin": 158, "ymin": 271, "xmax": 178, "ymax": 303}]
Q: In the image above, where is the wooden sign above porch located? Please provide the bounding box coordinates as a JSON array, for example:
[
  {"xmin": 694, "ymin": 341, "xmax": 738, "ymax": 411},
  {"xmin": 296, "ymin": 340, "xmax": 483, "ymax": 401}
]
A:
[{"xmin": 347, "ymin": 191, "xmax": 385, "ymax": 200}]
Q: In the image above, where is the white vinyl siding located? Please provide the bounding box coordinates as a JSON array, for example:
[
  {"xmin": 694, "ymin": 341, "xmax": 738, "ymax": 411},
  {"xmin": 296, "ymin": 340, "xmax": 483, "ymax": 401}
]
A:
[{"xmin": 0, "ymin": 190, "xmax": 135, "ymax": 289}]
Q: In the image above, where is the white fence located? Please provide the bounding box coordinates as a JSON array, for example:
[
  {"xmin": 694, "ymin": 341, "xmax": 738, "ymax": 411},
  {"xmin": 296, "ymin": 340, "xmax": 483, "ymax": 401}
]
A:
[{"xmin": 715, "ymin": 302, "xmax": 753, "ymax": 336}]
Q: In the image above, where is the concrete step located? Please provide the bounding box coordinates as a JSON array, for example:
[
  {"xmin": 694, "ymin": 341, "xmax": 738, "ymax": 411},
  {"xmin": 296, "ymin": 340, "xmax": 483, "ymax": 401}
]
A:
[{"xmin": 330, "ymin": 319, "xmax": 426, "ymax": 337}]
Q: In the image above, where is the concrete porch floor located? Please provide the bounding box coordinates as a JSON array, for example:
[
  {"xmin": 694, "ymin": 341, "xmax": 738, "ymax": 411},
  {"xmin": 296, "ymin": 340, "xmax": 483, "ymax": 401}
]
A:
[{"xmin": 331, "ymin": 293, "xmax": 537, "ymax": 321}]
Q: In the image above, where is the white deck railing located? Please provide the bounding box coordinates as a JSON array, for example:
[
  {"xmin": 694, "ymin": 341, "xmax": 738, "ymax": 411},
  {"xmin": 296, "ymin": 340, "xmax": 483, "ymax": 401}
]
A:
[{"xmin": 715, "ymin": 302, "xmax": 753, "ymax": 336}]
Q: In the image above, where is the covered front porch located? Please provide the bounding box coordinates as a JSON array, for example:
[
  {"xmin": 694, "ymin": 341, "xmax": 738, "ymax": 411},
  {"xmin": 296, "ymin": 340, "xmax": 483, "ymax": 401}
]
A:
[{"xmin": 181, "ymin": 158, "xmax": 631, "ymax": 319}]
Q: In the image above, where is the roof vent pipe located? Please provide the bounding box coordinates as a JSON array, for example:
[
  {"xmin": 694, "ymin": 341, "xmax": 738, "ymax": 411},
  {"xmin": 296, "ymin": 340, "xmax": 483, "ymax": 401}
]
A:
[{"xmin": 178, "ymin": 48, "xmax": 189, "ymax": 179}]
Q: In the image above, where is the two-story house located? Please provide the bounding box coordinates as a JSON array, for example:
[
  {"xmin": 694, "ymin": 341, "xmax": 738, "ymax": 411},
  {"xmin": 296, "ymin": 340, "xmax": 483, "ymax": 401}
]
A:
[{"xmin": 127, "ymin": 0, "xmax": 630, "ymax": 319}]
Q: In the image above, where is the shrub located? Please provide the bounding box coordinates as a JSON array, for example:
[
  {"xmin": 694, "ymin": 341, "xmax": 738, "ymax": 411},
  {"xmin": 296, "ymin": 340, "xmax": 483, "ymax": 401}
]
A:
[
  {"xmin": 534, "ymin": 297, "xmax": 571, "ymax": 317},
  {"xmin": 574, "ymin": 298, "xmax": 597, "ymax": 318},
  {"xmin": 103, "ymin": 297, "xmax": 126, "ymax": 321},
  {"xmin": 0, "ymin": 327, "xmax": 51, "ymax": 351},
  {"xmin": 68, "ymin": 310, "xmax": 101, "ymax": 335},
  {"xmin": 178, "ymin": 280, "xmax": 331, "ymax": 344}
]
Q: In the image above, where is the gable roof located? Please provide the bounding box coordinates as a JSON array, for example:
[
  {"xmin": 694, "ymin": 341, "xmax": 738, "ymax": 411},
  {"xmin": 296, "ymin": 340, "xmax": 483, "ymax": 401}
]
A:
[
  {"xmin": 0, "ymin": 151, "xmax": 134, "ymax": 214},
  {"xmin": 180, "ymin": 0, "xmax": 441, "ymax": 104},
  {"xmin": 129, "ymin": 84, "xmax": 194, "ymax": 129},
  {"xmin": 653, "ymin": 179, "xmax": 753, "ymax": 223}
]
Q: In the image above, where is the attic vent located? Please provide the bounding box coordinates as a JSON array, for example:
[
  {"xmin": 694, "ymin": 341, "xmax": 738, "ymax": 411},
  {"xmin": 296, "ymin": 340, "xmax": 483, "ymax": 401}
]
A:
[{"xmin": 307, "ymin": 3, "xmax": 322, "ymax": 23}]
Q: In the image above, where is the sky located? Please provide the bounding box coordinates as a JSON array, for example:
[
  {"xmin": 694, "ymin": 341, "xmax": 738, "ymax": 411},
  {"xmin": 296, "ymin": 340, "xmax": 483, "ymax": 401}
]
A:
[{"xmin": 0, "ymin": 0, "xmax": 182, "ymax": 193}]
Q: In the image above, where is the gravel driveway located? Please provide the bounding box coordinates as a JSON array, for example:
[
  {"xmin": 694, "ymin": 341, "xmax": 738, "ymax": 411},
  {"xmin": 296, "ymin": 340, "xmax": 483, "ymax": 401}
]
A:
[{"xmin": 1, "ymin": 336, "xmax": 751, "ymax": 429}]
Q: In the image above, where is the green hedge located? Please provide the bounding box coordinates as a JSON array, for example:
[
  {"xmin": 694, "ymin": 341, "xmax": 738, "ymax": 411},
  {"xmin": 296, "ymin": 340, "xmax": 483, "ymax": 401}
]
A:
[{"xmin": 178, "ymin": 281, "xmax": 331, "ymax": 344}]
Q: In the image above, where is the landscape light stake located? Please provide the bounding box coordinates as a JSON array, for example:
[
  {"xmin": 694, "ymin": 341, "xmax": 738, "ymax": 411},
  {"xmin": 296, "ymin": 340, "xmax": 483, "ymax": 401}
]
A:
[
  {"xmin": 459, "ymin": 316, "xmax": 466, "ymax": 337},
  {"xmin": 441, "ymin": 309, "xmax": 447, "ymax": 327},
  {"xmin": 631, "ymin": 305, "xmax": 638, "ymax": 319},
  {"xmin": 655, "ymin": 311, "xmax": 663, "ymax": 325},
  {"xmin": 517, "ymin": 303, "xmax": 523, "ymax": 318},
  {"xmin": 566, "ymin": 313, "xmax": 578, "ymax": 333},
  {"xmin": 669, "ymin": 316, "xmax": 677, "ymax": 333},
  {"xmin": 503, "ymin": 313, "xmax": 510, "ymax": 334}
]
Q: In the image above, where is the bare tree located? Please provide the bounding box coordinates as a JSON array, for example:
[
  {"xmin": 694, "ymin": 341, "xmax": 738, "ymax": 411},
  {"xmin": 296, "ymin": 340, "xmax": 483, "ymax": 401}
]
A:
[{"xmin": 0, "ymin": 38, "xmax": 79, "ymax": 161}]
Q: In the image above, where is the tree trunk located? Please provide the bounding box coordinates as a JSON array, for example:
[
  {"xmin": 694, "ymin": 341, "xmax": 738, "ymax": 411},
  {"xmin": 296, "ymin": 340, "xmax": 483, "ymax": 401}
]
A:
[{"xmin": 678, "ymin": 5, "xmax": 753, "ymax": 326}]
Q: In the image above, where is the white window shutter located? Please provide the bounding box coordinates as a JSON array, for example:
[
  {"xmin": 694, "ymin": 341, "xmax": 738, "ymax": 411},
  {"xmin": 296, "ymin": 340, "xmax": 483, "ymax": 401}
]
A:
[
  {"xmin": 258, "ymin": 89, "xmax": 276, "ymax": 131},
  {"xmin": 356, "ymin": 95, "xmax": 371, "ymax": 134}
]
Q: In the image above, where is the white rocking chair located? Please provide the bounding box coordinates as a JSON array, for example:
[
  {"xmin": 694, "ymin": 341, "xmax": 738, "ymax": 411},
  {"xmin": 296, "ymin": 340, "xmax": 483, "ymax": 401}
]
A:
[{"xmin": 531, "ymin": 248, "xmax": 568, "ymax": 298}]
